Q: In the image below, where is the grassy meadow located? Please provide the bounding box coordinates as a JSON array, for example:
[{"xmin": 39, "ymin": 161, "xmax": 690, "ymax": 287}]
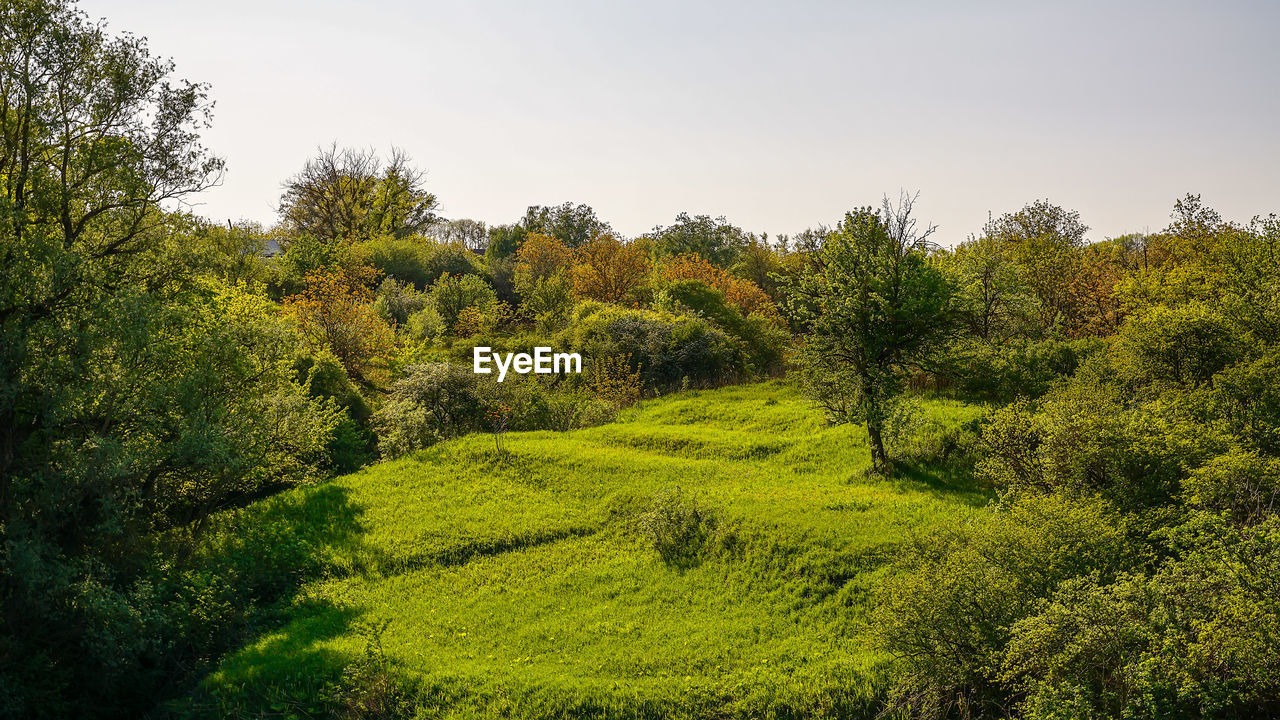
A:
[{"xmin": 180, "ymin": 381, "xmax": 988, "ymax": 719}]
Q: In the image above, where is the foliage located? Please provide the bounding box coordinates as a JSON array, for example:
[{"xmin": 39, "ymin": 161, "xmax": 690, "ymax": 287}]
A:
[
  {"xmin": 351, "ymin": 236, "xmax": 478, "ymax": 290},
  {"xmin": 284, "ymin": 265, "xmax": 394, "ymax": 378},
  {"xmin": 874, "ymin": 493, "xmax": 1135, "ymax": 719},
  {"xmin": 572, "ymin": 233, "xmax": 650, "ymax": 303},
  {"xmin": 520, "ymin": 272, "xmax": 576, "ymax": 333},
  {"xmin": 373, "ymin": 363, "xmax": 487, "ymax": 457},
  {"xmin": 655, "ymin": 279, "xmax": 789, "ymax": 375},
  {"xmin": 371, "ymin": 277, "xmax": 428, "ymax": 326},
  {"xmin": 567, "ymin": 302, "xmax": 745, "ymax": 391},
  {"xmin": 784, "ymin": 197, "xmax": 954, "ymax": 473},
  {"xmin": 659, "ymin": 253, "xmax": 783, "ymax": 326},
  {"xmin": 520, "ymin": 201, "xmax": 614, "ymax": 248},
  {"xmin": 647, "ymin": 212, "xmax": 750, "ymax": 267},
  {"xmin": 426, "ymin": 272, "xmax": 498, "ymax": 334},
  {"xmin": 640, "ymin": 487, "xmax": 720, "ymax": 567},
  {"xmin": 515, "ymin": 231, "xmax": 577, "ymax": 281},
  {"xmin": 278, "ymin": 145, "xmax": 439, "ymax": 243},
  {"xmin": 485, "ymin": 223, "xmax": 526, "ymax": 261}
]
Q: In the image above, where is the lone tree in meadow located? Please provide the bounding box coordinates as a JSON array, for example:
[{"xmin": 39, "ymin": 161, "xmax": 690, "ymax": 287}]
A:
[{"xmin": 785, "ymin": 194, "xmax": 954, "ymax": 474}]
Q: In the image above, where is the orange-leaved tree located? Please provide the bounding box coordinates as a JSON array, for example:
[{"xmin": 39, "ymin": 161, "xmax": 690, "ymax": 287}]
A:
[
  {"xmin": 660, "ymin": 253, "xmax": 783, "ymax": 325},
  {"xmin": 515, "ymin": 232, "xmax": 577, "ymax": 281},
  {"xmin": 572, "ymin": 233, "xmax": 650, "ymax": 303},
  {"xmin": 284, "ymin": 265, "xmax": 394, "ymax": 379}
]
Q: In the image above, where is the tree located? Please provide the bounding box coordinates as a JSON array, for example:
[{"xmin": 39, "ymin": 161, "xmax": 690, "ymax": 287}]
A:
[
  {"xmin": 485, "ymin": 223, "xmax": 526, "ymax": 261},
  {"xmin": 514, "ymin": 232, "xmax": 577, "ymax": 282},
  {"xmin": 785, "ymin": 194, "xmax": 953, "ymax": 473},
  {"xmin": 521, "ymin": 201, "xmax": 613, "ymax": 248},
  {"xmin": 431, "ymin": 218, "xmax": 488, "ymax": 251},
  {"xmin": 278, "ymin": 145, "xmax": 439, "ymax": 243},
  {"xmin": 944, "ymin": 234, "xmax": 1033, "ymax": 341},
  {"xmin": 648, "ymin": 212, "xmax": 749, "ymax": 267},
  {"xmin": 284, "ymin": 265, "xmax": 394, "ymax": 378},
  {"xmin": 0, "ymin": 2, "xmax": 337, "ymax": 712},
  {"xmin": 660, "ymin": 253, "xmax": 782, "ymax": 326},
  {"xmin": 986, "ymin": 200, "xmax": 1088, "ymax": 334},
  {"xmin": 572, "ymin": 234, "xmax": 650, "ymax": 303}
]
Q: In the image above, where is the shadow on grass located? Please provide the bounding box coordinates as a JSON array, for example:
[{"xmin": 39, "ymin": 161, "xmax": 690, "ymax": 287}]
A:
[
  {"xmin": 153, "ymin": 482, "xmax": 377, "ymax": 718},
  {"xmin": 872, "ymin": 459, "xmax": 992, "ymax": 508}
]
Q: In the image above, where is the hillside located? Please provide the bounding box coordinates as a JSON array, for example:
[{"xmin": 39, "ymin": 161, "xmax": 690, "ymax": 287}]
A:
[{"xmin": 181, "ymin": 381, "xmax": 988, "ymax": 719}]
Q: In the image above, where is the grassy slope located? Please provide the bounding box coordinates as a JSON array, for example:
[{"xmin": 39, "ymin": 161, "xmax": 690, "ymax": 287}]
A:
[{"xmin": 189, "ymin": 381, "xmax": 988, "ymax": 719}]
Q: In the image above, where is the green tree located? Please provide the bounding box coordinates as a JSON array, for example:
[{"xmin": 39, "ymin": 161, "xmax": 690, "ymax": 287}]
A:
[
  {"xmin": 785, "ymin": 195, "xmax": 953, "ymax": 473},
  {"xmin": 0, "ymin": 2, "xmax": 336, "ymax": 713},
  {"xmin": 520, "ymin": 201, "xmax": 613, "ymax": 248},
  {"xmin": 278, "ymin": 145, "xmax": 439, "ymax": 242},
  {"xmin": 648, "ymin": 212, "xmax": 749, "ymax": 267},
  {"xmin": 987, "ymin": 200, "xmax": 1088, "ymax": 334}
]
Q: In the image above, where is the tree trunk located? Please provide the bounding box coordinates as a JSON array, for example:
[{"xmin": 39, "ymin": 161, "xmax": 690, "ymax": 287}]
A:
[{"xmin": 866, "ymin": 417, "xmax": 889, "ymax": 475}]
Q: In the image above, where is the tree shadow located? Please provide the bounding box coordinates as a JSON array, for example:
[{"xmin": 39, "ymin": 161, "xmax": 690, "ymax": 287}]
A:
[
  {"xmin": 153, "ymin": 482, "xmax": 378, "ymax": 717},
  {"xmin": 879, "ymin": 460, "xmax": 992, "ymax": 507}
]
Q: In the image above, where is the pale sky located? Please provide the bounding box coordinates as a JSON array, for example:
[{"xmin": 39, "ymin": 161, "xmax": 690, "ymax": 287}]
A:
[{"xmin": 81, "ymin": 0, "xmax": 1280, "ymax": 245}]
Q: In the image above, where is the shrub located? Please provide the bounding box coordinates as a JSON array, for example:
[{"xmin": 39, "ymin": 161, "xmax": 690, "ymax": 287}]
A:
[
  {"xmin": 295, "ymin": 350, "xmax": 376, "ymax": 470},
  {"xmin": 373, "ymin": 363, "xmax": 486, "ymax": 457},
  {"xmin": 639, "ymin": 487, "xmax": 719, "ymax": 568},
  {"xmin": 566, "ymin": 302, "xmax": 744, "ymax": 391},
  {"xmin": 352, "ymin": 236, "xmax": 478, "ymax": 289},
  {"xmin": 520, "ymin": 273, "xmax": 577, "ymax": 333},
  {"xmin": 427, "ymin": 272, "xmax": 497, "ymax": 334},
  {"xmin": 372, "ymin": 277, "xmax": 428, "ymax": 326},
  {"xmin": 1184, "ymin": 449, "xmax": 1280, "ymax": 525},
  {"xmin": 977, "ymin": 380, "xmax": 1227, "ymax": 512},
  {"xmin": 931, "ymin": 337, "xmax": 1102, "ymax": 401},
  {"xmin": 655, "ymin": 279, "xmax": 789, "ymax": 375},
  {"xmin": 658, "ymin": 253, "xmax": 783, "ymax": 325},
  {"xmin": 283, "ymin": 265, "xmax": 395, "ymax": 379},
  {"xmin": 874, "ymin": 493, "xmax": 1135, "ymax": 719},
  {"xmin": 1112, "ymin": 302, "xmax": 1243, "ymax": 393},
  {"xmin": 404, "ymin": 305, "xmax": 445, "ymax": 342}
]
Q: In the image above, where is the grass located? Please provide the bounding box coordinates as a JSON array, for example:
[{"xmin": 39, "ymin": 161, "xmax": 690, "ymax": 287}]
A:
[{"xmin": 178, "ymin": 380, "xmax": 990, "ymax": 719}]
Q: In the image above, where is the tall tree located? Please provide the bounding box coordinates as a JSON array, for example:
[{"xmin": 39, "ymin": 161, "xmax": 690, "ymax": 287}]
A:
[
  {"xmin": 648, "ymin": 212, "xmax": 749, "ymax": 267},
  {"xmin": 572, "ymin": 233, "xmax": 650, "ymax": 303},
  {"xmin": 520, "ymin": 201, "xmax": 613, "ymax": 248},
  {"xmin": 785, "ymin": 194, "xmax": 953, "ymax": 473},
  {"xmin": 278, "ymin": 145, "xmax": 439, "ymax": 243},
  {"xmin": 986, "ymin": 200, "xmax": 1088, "ymax": 334},
  {"xmin": 0, "ymin": 2, "xmax": 336, "ymax": 713}
]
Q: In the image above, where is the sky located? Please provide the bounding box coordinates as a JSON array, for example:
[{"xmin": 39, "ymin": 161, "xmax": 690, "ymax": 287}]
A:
[{"xmin": 79, "ymin": 0, "xmax": 1280, "ymax": 246}]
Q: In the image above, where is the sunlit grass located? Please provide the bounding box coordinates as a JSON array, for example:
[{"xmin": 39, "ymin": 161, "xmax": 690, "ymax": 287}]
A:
[{"xmin": 188, "ymin": 380, "xmax": 990, "ymax": 718}]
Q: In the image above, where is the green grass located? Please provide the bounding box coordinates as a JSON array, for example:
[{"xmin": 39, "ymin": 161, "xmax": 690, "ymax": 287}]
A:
[{"xmin": 182, "ymin": 381, "xmax": 990, "ymax": 719}]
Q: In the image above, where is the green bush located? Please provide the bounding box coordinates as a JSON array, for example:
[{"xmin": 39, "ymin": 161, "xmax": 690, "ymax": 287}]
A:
[
  {"xmin": 372, "ymin": 277, "xmax": 428, "ymax": 326},
  {"xmin": 874, "ymin": 493, "xmax": 1136, "ymax": 719},
  {"xmin": 352, "ymin": 237, "xmax": 478, "ymax": 289},
  {"xmin": 655, "ymin": 279, "xmax": 789, "ymax": 375},
  {"xmin": 566, "ymin": 302, "xmax": 745, "ymax": 391},
  {"xmin": 1112, "ymin": 303, "xmax": 1243, "ymax": 393},
  {"xmin": 373, "ymin": 363, "xmax": 617, "ymax": 458},
  {"xmin": 639, "ymin": 487, "xmax": 719, "ymax": 568},
  {"xmin": 427, "ymin": 272, "xmax": 497, "ymax": 334},
  {"xmin": 932, "ymin": 337, "xmax": 1102, "ymax": 401},
  {"xmin": 373, "ymin": 363, "xmax": 487, "ymax": 457},
  {"xmin": 1003, "ymin": 514, "xmax": 1280, "ymax": 720},
  {"xmin": 977, "ymin": 380, "xmax": 1227, "ymax": 512}
]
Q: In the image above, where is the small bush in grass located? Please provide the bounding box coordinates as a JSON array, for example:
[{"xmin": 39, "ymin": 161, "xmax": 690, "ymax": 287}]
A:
[
  {"xmin": 324, "ymin": 619, "xmax": 411, "ymax": 720},
  {"xmin": 640, "ymin": 487, "xmax": 719, "ymax": 568}
]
